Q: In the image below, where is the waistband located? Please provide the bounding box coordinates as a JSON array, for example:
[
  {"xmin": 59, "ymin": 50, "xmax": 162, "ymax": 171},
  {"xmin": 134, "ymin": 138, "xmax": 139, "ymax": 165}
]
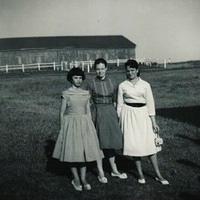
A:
[
  {"xmin": 95, "ymin": 103, "xmax": 113, "ymax": 105},
  {"xmin": 64, "ymin": 113, "xmax": 88, "ymax": 116},
  {"xmin": 125, "ymin": 102, "xmax": 146, "ymax": 107}
]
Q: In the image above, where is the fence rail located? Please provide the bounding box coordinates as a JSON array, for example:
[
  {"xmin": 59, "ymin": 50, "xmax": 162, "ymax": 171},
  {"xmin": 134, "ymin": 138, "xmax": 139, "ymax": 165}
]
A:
[{"xmin": 0, "ymin": 59, "xmax": 128, "ymax": 73}]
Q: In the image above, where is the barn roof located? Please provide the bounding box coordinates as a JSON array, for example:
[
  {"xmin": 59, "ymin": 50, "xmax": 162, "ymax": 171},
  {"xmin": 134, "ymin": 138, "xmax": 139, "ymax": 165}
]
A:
[{"xmin": 0, "ymin": 35, "xmax": 136, "ymax": 51}]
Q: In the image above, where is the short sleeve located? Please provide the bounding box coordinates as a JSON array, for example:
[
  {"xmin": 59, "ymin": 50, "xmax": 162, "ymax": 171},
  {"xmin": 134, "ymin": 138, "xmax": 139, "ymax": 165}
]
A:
[
  {"xmin": 61, "ymin": 91, "xmax": 69, "ymax": 101},
  {"xmin": 61, "ymin": 91, "xmax": 66, "ymax": 99}
]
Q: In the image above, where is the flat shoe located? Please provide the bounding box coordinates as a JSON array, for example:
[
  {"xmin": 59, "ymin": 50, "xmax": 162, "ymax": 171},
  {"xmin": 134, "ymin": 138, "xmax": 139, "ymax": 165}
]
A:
[
  {"xmin": 138, "ymin": 178, "xmax": 146, "ymax": 184},
  {"xmin": 83, "ymin": 184, "xmax": 91, "ymax": 190},
  {"xmin": 155, "ymin": 177, "xmax": 169, "ymax": 185},
  {"xmin": 71, "ymin": 180, "xmax": 82, "ymax": 191},
  {"xmin": 98, "ymin": 176, "xmax": 108, "ymax": 183},
  {"xmin": 111, "ymin": 172, "xmax": 128, "ymax": 179}
]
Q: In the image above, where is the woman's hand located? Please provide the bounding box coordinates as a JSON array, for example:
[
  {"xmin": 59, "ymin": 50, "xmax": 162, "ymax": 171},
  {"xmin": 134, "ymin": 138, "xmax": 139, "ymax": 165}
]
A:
[
  {"xmin": 152, "ymin": 123, "xmax": 160, "ymax": 133},
  {"xmin": 150, "ymin": 115, "xmax": 160, "ymax": 133}
]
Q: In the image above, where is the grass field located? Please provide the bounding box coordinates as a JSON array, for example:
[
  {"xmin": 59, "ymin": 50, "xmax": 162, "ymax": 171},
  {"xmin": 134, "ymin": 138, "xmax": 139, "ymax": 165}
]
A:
[{"xmin": 0, "ymin": 67, "xmax": 200, "ymax": 200}]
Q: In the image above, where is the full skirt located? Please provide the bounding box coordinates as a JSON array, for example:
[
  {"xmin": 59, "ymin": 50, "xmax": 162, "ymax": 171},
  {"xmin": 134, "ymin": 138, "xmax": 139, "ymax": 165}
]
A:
[
  {"xmin": 53, "ymin": 114, "xmax": 104, "ymax": 162},
  {"xmin": 119, "ymin": 104, "xmax": 160, "ymax": 157}
]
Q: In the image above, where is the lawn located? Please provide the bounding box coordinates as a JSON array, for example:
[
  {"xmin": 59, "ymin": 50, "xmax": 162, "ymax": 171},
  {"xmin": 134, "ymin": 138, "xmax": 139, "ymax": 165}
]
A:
[{"xmin": 0, "ymin": 67, "xmax": 200, "ymax": 200}]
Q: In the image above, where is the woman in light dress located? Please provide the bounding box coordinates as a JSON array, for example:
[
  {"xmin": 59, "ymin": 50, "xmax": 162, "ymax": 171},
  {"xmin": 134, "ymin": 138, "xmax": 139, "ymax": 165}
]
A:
[
  {"xmin": 52, "ymin": 67, "xmax": 105, "ymax": 191},
  {"xmin": 117, "ymin": 59, "xmax": 169, "ymax": 185}
]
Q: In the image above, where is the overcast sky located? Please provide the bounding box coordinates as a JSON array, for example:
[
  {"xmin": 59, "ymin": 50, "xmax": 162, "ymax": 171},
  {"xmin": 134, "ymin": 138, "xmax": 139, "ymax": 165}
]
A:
[{"xmin": 0, "ymin": 0, "xmax": 200, "ymax": 62}]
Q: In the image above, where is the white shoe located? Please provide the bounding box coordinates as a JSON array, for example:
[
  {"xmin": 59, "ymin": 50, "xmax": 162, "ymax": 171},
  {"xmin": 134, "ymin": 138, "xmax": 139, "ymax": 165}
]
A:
[
  {"xmin": 83, "ymin": 184, "xmax": 92, "ymax": 190},
  {"xmin": 111, "ymin": 172, "xmax": 128, "ymax": 179},
  {"xmin": 98, "ymin": 176, "xmax": 108, "ymax": 183},
  {"xmin": 155, "ymin": 177, "xmax": 169, "ymax": 185},
  {"xmin": 138, "ymin": 178, "xmax": 146, "ymax": 184},
  {"xmin": 71, "ymin": 180, "xmax": 82, "ymax": 191}
]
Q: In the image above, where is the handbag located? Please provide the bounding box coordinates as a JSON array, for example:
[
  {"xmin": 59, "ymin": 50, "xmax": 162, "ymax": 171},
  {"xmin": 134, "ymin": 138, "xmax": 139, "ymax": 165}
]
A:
[{"xmin": 154, "ymin": 132, "xmax": 163, "ymax": 151}]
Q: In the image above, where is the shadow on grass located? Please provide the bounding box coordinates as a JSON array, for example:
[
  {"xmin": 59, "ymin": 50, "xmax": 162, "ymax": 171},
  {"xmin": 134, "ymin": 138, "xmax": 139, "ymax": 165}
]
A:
[
  {"xmin": 44, "ymin": 139, "xmax": 112, "ymax": 177},
  {"xmin": 116, "ymin": 155, "xmax": 155, "ymax": 179},
  {"xmin": 44, "ymin": 140, "xmax": 139, "ymax": 178},
  {"xmin": 176, "ymin": 159, "xmax": 200, "ymax": 170},
  {"xmin": 44, "ymin": 139, "xmax": 71, "ymax": 178},
  {"xmin": 116, "ymin": 155, "xmax": 136, "ymax": 176},
  {"xmin": 157, "ymin": 106, "xmax": 200, "ymax": 128},
  {"xmin": 176, "ymin": 134, "xmax": 200, "ymax": 145}
]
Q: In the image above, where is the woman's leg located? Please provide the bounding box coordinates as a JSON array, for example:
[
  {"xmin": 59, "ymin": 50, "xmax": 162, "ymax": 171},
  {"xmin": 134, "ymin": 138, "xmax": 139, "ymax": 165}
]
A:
[
  {"xmin": 71, "ymin": 167, "xmax": 81, "ymax": 185},
  {"xmin": 135, "ymin": 157, "xmax": 145, "ymax": 179},
  {"xmin": 96, "ymin": 158, "xmax": 105, "ymax": 178},
  {"xmin": 149, "ymin": 154, "xmax": 169, "ymax": 184},
  {"xmin": 80, "ymin": 166, "xmax": 92, "ymax": 190},
  {"xmin": 109, "ymin": 156, "xmax": 120, "ymax": 174},
  {"xmin": 96, "ymin": 158, "xmax": 108, "ymax": 183},
  {"xmin": 149, "ymin": 153, "xmax": 165, "ymax": 180},
  {"xmin": 105, "ymin": 149, "xmax": 127, "ymax": 178},
  {"xmin": 80, "ymin": 166, "xmax": 88, "ymax": 185},
  {"xmin": 103, "ymin": 149, "xmax": 119, "ymax": 174}
]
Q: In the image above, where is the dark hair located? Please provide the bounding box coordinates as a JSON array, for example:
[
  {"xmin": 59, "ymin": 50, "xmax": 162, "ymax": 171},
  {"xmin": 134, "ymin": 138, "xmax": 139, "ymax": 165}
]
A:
[
  {"xmin": 67, "ymin": 67, "xmax": 85, "ymax": 82},
  {"xmin": 125, "ymin": 59, "xmax": 140, "ymax": 77},
  {"xmin": 94, "ymin": 58, "xmax": 107, "ymax": 69}
]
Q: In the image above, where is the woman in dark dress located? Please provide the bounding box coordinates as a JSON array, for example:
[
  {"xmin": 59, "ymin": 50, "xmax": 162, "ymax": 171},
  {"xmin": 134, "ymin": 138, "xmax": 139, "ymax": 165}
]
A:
[{"xmin": 88, "ymin": 58, "xmax": 127, "ymax": 183}]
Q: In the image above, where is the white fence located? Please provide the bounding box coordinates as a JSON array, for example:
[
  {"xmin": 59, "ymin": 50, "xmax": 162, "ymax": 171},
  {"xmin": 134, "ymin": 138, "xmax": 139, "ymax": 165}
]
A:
[{"xmin": 0, "ymin": 59, "xmax": 127, "ymax": 73}]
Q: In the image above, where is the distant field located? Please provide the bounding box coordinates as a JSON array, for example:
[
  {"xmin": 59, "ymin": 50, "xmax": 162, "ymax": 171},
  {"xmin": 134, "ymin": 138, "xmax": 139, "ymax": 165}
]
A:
[
  {"xmin": 0, "ymin": 67, "xmax": 200, "ymax": 200},
  {"xmin": 157, "ymin": 60, "xmax": 200, "ymax": 70}
]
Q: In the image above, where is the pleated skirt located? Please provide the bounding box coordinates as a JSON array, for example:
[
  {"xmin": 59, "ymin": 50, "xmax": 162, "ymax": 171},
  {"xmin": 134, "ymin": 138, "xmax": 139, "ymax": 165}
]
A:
[
  {"xmin": 52, "ymin": 114, "xmax": 104, "ymax": 162},
  {"xmin": 94, "ymin": 104, "xmax": 123, "ymax": 149},
  {"xmin": 119, "ymin": 104, "xmax": 160, "ymax": 157}
]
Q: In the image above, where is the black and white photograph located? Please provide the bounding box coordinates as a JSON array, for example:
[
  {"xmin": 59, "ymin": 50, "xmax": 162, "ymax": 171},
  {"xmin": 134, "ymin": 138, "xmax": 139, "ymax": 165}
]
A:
[{"xmin": 0, "ymin": 0, "xmax": 200, "ymax": 199}]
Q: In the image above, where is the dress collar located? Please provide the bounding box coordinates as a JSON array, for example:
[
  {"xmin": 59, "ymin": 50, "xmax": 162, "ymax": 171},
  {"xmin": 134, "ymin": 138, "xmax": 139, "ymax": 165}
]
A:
[
  {"xmin": 95, "ymin": 76, "xmax": 108, "ymax": 82},
  {"xmin": 126, "ymin": 77, "xmax": 141, "ymax": 86}
]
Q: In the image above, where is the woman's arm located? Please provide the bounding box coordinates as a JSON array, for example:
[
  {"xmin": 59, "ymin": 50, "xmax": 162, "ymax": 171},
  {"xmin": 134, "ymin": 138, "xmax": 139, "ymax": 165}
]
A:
[
  {"xmin": 117, "ymin": 84, "xmax": 124, "ymax": 117},
  {"xmin": 86, "ymin": 98, "xmax": 92, "ymax": 119},
  {"xmin": 146, "ymin": 83, "xmax": 160, "ymax": 133},
  {"xmin": 60, "ymin": 97, "xmax": 67, "ymax": 130},
  {"xmin": 149, "ymin": 115, "xmax": 160, "ymax": 133},
  {"xmin": 112, "ymin": 79, "xmax": 117, "ymax": 108},
  {"xmin": 145, "ymin": 83, "xmax": 156, "ymax": 116}
]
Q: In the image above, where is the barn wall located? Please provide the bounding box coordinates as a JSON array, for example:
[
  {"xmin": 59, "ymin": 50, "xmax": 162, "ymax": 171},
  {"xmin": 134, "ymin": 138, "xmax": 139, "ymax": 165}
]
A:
[{"xmin": 0, "ymin": 47, "xmax": 135, "ymax": 66}]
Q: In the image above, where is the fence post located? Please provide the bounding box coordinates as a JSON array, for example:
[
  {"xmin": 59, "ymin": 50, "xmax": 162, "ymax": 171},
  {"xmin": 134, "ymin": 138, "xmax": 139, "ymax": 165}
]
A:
[
  {"xmin": 164, "ymin": 59, "xmax": 167, "ymax": 69},
  {"xmin": 22, "ymin": 64, "xmax": 25, "ymax": 72},
  {"xmin": 53, "ymin": 62, "xmax": 56, "ymax": 70},
  {"xmin": 65, "ymin": 61, "xmax": 68, "ymax": 71},
  {"xmin": 75, "ymin": 61, "xmax": 78, "ymax": 68},
  {"xmin": 6, "ymin": 65, "xmax": 8, "ymax": 73},
  {"xmin": 70, "ymin": 62, "xmax": 73, "ymax": 69},
  {"xmin": 61, "ymin": 61, "xmax": 63, "ymax": 71},
  {"xmin": 38, "ymin": 63, "xmax": 40, "ymax": 71},
  {"xmin": 117, "ymin": 59, "xmax": 119, "ymax": 67},
  {"xmin": 87, "ymin": 63, "xmax": 90, "ymax": 73},
  {"xmin": 89, "ymin": 60, "xmax": 93, "ymax": 68},
  {"xmin": 81, "ymin": 61, "xmax": 84, "ymax": 71}
]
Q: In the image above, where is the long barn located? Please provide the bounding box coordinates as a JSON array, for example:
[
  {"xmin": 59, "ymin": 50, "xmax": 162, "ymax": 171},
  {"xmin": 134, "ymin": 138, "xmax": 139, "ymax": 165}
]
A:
[{"xmin": 0, "ymin": 35, "xmax": 136, "ymax": 66}]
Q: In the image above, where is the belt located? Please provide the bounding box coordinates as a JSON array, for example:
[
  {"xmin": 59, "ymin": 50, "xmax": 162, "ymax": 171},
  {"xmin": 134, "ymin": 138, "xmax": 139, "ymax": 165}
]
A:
[{"xmin": 125, "ymin": 102, "xmax": 146, "ymax": 107}]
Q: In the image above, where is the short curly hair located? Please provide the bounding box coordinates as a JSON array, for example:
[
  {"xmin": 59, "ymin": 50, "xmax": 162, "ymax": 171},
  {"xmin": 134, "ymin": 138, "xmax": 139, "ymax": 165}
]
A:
[
  {"xmin": 125, "ymin": 59, "xmax": 140, "ymax": 77},
  {"xmin": 67, "ymin": 67, "xmax": 85, "ymax": 82}
]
